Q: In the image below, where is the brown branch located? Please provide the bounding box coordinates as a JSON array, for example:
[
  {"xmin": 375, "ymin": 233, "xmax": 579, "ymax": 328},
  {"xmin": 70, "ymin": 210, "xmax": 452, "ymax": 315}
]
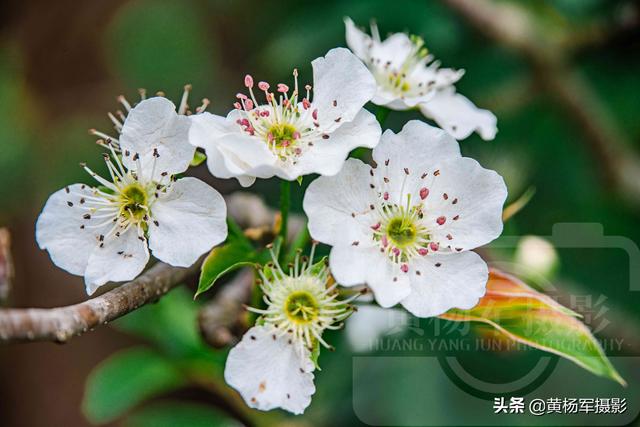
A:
[
  {"xmin": 0, "ymin": 228, "xmax": 13, "ymax": 305},
  {"xmin": 441, "ymin": 0, "xmax": 640, "ymax": 206},
  {"xmin": 198, "ymin": 268, "xmax": 254, "ymax": 348},
  {"xmin": 0, "ymin": 260, "xmax": 201, "ymax": 343}
]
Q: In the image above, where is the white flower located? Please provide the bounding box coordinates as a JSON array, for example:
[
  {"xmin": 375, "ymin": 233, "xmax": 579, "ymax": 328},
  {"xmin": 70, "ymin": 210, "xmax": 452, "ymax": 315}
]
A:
[
  {"xmin": 189, "ymin": 48, "xmax": 381, "ymax": 187},
  {"xmin": 303, "ymin": 120, "xmax": 507, "ymax": 317},
  {"xmin": 36, "ymin": 95, "xmax": 227, "ymax": 294},
  {"xmin": 225, "ymin": 248, "xmax": 356, "ymax": 414},
  {"xmin": 345, "ymin": 18, "xmax": 497, "ymax": 140}
]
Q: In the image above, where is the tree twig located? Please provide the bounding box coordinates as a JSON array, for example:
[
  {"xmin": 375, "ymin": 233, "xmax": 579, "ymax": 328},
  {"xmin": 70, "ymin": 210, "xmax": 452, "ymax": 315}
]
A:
[
  {"xmin": 0, "ymin": 228, "xmax": 13, "ymax": 305},
  {"xmin": 441, "ymin": 0, "xmax": 640, "ymax": 207},
  {"xmin": 0, "ymin": 260, "xmax": 201, "ymax": 343},
  {"xmin": 198, "ymin": 268, "xmax": 254, "ymax": 348}
]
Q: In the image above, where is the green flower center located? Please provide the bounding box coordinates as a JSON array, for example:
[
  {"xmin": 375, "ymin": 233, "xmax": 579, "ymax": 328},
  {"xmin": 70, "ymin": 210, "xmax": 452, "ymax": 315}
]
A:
[
  {"xmin": 284, "ymin": 290, "xmax": 319, "ymax": 324},
  {"xmin": 387, "ymin": 217, "xmax": 417, "ymax": 247},
  {"xmin": 267, "ymin": 123, "xmax": 297, "ymax": 148},
  {"xmin": 119, "ymin": 183, "xmax": 148, "ymax": 221}
]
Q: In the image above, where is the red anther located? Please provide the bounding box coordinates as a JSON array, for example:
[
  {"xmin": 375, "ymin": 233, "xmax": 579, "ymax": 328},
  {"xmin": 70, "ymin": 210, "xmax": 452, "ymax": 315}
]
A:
[
  {"xmin": 294, "ymin": 148, "xmax": 302, "ymax": 155},
  {"xmin": 371, "ymin": 222, "xmax": 381, "ymax": 231},
  {"xmin": 392, "ymin": 247, "xmax": 400, "ymax": 256},
  {"xmin": 420, "ymin": 187, "xmax": 429, "ymax": 200},
  {"xmin": 400, "ymin": 264, "xmax": 409, "ymax": 273},
  {"xmin": 436, "ymin": 216, "xmax": 446, "ymax": 225},
  {"xmin": 292, "ymin": 131, "xmax": 301, "ymax": 140},
  {"xmin": 429, "ymin": 242, "xmax": 439, "ymax": 251},
  {"xmin": 302, "ymin": 98, "xmax": 311, "ymax": 109},
  {"xmin": 236, "ymin": 93, "xmax": 248, "ymax": 100},
  {"xmin": 281, "ymin": 140, "xmax": 291, "ymax": 147},
  {"xmin": 244, "ymin": 74, "xmax": 254, "ymax": 88},
  {"xmin": 381, "ymin": 235, "xmax": 388, "ymax": 248},
  {"xmin": 245, "ymin": 100, "xmax": 254, "ymax": 110},
  {"xmin": 234, "ymin": 102, "xmax": 242, "ymax": 110},
  {"xmin": 277, "ymin": 83, "xmax": 289, "ymax": 93},
  {"xmin": 418, "ymin": 248, "xmax": 428, "ymax": 256},
  {"xmin": 258, "ymin": 81, "xmax": 270, "ymax": 91},
  {"xmin": 383, "ymin": 192, "xmax": 389, "ymax": 201},
  {"xmin": 312, "ymin": 109, "xmax": 318, "ymax": 120}
]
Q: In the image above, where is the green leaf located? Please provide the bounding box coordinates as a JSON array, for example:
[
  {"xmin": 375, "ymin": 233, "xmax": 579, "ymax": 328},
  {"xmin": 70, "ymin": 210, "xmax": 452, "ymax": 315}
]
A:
[
  {"xmin": 195, "ymin": 240, "xmax": 256, "ymax": 297},
  {"xmin": 83, "ymin": 347, "xmax": 185, "ymax": 424},
  {"xmin": 440, "ymin": 269, "xmax": 626, "ymax": 386},
  {"xmin": 189, "ymin": 150, "xmax": 207, "ymax": 167},
  {"xmin": 123, "ymin": 401, "xmax": 240, "ymax": 427},
  {"xmin": 114, "ymin": 287, "xmax": 202, "ymax": 357}
]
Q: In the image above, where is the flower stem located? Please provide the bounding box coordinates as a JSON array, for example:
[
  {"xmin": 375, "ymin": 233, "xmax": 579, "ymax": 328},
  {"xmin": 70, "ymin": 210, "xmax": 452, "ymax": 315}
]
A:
[{"xmin": 278, "ymin": 180, "xmax": 291, "ymax": 258}]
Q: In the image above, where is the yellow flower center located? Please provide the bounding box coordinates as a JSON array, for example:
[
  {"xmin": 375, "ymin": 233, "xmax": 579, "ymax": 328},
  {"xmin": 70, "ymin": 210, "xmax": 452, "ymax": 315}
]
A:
[
  {"xmin": 386, "ymin": 217, "xmax": 417, "ymax": 247},
  {"xmin": 119, "ymin": 183, "xmax": 148, "ymax": 222},
  {"xmin": 284, "ymin": 290, "xmax": 319, "ymax": 325}
]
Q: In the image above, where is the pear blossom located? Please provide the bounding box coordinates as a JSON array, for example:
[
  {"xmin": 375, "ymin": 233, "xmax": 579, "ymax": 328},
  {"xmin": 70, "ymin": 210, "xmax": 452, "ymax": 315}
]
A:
[
  {"xmin": 36, "ymin": 94, "xmax": 227, "ymax": 294},
  {"xmin": 225, "ymin": 248, "xmax": 356, "ymax": 414},
  {"xmin": 189, "ymin": 48, "xmax": 381, "ymax": 187},
  {"xmin": 345, "ymin": 18, "xmax": 497, "ymax": 140},
  {"xmin": 303, "ymin": 120, "xmax": 507, "ymax": 317}
]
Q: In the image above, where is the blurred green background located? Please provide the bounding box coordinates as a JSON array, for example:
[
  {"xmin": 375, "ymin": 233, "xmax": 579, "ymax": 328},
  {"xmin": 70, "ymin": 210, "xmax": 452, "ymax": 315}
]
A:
[{"xmin": 0, "ymin": 0, "xmax": 639, "ymax": 425}]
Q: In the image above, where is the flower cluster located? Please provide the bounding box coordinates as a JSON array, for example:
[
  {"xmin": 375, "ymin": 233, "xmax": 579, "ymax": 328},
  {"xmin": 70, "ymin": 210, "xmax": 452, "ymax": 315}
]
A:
[{"xmin": 35, "ymin": 20, "xmax": 507, "ymax": 417}]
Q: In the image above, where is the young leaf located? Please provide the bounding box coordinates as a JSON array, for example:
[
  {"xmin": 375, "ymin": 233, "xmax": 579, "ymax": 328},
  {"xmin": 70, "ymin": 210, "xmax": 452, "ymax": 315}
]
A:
[
  {"xmin": 439, "ymin": 269, "xmax": 626, "ymax": 386},
  {"xmin": 190, "ymin": 150, "xmax": 207, "ymax": 167},
  {"xmin": 195, "ymin": 240, "xmax": 256, "ymax": 297},
  {"xmin": 83, "ymin": 347, "xmax": 185, "ymax": 424}
]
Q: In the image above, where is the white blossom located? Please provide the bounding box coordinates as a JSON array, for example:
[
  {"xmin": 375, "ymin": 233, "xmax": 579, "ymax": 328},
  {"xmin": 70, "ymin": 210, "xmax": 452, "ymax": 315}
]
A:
[
  {"xmin": 303, "ymin": 120, "xmax": 507, "ymax": 317},
  {"xmin": 345, "ymin": 18, "xmax": 497, "ymax": 140},
  {"xmin": 189, "ymin": 48, "xmax": 381, "ymax": 186},
  {"xmin": 225, "ymin": 248, "xmax": 357, "ymax": 414},
  {"xmin": 36, "ymin": 94, "xmax": 227, "ymax": 294}
]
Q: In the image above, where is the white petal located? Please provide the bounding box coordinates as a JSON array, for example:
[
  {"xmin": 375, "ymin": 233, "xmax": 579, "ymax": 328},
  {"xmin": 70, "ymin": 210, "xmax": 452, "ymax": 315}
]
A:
[
  {"xmin": 148, "ymin": 177, "xmax": 227, "ymax": 267},
  {"xmin": 369, "ymin": 32, "xmax": 414, "ymax": 70},
  {"xmin": 329, "ymin": 245, "xmax": 411, "ymax": 308},
  {"xmin": 402, "ymin": 251, "xmax": 488, "ymax": 317},
  {"xmin": 84, "ymin": 226, "xmax": 149, "ymax": 295},
  {"xmin": 372, "ymin": 120, "xmax": 461, "ymax": 200},
  {"xmin": 189, "ymin": 113, "xmax": 260, "ymax": 186},
  {"xmin": 312, "ymin": 48, "xmax": 376, "ymax": 130},
  {"xmin": 224, "ymin": 326, "xmax": 315, "ymax": 415},
  {"xmin": 371, "ymin": 90, "xmax": 413, "ymax": 110},
  {"xmin": 293, "ymin": 108, "xmax": 381, "ymax": 177},
  {"xmin": 120, "ymin": 97, "xmax": 194, "ymax": 177},
  {"xmin": 35, "ymin": 184, "xmax": 110, "ymax": 277},
  {"xmin": 304, "ymin": 158, "xmax": 376, "ymax": 247},
  {"xmin": 189, "ymin": 112, "xmax": 278, "ymax": 185},
  {"xmin": 421, "ymin": 156, "xmax": 507, "ymax": 251},
  {"xmin": 420, "ymin": 88, "xmax": 497, "ymax": 140},
  {"xmin": 344, "ymin": 17, "xmax": 372, "ymax": 60}
]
